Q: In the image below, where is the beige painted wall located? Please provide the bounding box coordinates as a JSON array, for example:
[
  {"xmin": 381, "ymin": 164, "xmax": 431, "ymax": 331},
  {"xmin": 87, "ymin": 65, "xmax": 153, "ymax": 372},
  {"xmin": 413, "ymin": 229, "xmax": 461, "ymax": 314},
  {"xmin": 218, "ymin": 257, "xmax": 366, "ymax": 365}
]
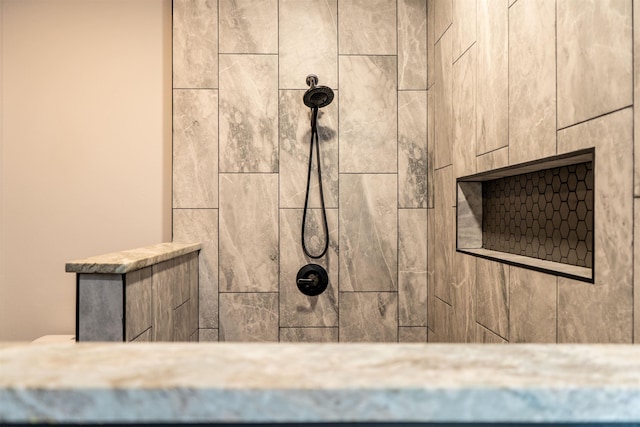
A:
[{"xmin": 0, "ymin": 0, "xmax": 172, "ymax": 341}]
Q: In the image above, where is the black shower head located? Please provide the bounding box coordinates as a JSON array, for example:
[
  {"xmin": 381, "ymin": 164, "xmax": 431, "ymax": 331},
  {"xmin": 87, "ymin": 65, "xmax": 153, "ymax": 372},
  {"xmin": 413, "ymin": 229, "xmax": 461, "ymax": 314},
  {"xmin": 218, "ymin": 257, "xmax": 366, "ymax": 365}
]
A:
[{"xmin": 303, "ymin": 74, "xmax": 334, "ymax": 109}]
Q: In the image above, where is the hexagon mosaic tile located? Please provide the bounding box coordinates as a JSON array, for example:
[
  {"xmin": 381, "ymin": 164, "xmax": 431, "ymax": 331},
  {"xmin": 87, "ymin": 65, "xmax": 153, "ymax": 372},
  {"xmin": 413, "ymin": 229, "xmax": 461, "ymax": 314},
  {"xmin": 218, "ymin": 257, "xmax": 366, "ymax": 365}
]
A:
[{"xmin": 482, "ymin": 162, "xmax": 593, "ymax": 268}]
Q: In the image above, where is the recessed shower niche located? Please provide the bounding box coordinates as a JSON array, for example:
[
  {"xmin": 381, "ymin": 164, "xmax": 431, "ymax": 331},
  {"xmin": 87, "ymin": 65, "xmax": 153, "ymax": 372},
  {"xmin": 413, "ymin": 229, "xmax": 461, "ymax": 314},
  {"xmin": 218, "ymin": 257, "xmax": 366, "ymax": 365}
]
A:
[{"xmin": 457, "ymin": 148, "xmax": 594, "ymax": 283}]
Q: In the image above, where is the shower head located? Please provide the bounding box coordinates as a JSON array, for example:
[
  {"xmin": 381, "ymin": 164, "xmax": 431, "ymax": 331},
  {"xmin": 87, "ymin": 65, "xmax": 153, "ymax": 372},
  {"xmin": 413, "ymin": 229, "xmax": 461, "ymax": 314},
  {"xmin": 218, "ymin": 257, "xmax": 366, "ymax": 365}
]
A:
[{"xmin": 303, "ymin": 74, "xmax": 334, "ymax": 109}]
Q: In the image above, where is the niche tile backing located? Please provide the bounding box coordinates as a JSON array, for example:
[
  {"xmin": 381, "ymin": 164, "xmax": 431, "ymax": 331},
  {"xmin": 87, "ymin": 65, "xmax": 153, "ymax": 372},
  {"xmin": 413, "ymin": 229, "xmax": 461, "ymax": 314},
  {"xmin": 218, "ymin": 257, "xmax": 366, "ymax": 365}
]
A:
[{"xmin": 482, "ymin": 162, "xmax": 593, "ymax": 268}]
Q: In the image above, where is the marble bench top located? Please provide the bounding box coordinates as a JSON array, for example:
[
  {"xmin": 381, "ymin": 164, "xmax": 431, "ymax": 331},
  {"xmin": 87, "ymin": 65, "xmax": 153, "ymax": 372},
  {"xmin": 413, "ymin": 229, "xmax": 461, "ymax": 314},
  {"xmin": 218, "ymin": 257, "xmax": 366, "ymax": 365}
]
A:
[
  {"xmin": 1, "ymin": 343, "xmax": 639, "ymax": 424},
  {"xmin": 65, "ymin": 242, "xmax": 201, "ymax": 274}
]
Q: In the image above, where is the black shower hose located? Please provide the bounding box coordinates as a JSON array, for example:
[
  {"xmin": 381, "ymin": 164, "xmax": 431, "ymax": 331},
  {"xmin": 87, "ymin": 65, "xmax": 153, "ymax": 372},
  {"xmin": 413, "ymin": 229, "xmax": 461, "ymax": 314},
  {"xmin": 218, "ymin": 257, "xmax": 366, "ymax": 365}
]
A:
[{"xmin": 301, "ymin": 106, "xmax": 330, "ymax": 259}]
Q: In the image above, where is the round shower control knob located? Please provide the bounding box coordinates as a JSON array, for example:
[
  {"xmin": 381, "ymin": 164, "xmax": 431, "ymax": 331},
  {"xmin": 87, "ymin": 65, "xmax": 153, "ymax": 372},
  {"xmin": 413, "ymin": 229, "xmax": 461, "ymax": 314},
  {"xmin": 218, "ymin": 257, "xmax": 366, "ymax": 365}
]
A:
[{"xmin": 296, "ymin": 264, "xmax": 329, "ymax": 296}]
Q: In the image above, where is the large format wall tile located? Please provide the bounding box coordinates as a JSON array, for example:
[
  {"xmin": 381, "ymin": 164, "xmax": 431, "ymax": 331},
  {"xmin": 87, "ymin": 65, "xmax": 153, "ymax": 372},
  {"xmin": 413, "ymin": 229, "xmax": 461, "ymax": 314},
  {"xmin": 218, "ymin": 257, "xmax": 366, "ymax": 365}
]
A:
[
  {"xmin": 398, "ymin": 91, "xmax": 428, "ymax": 207},
  {"xmin": 636, "ymin": 0, "xmax": 640, "ymax": 197},
  {"xmin": 427, "ymin": 0, "xmax": 435, "ymax": 88},
  {"xmin": 476, "ymin": 258, "xmax": 509, "ymax": 340},
  {"xmin": 219, "ymin": 293, "xmax": 279, "ymax": 342},
  {"xmin": 452, "ymin": 45, "xmax": 476, "ymax": 179},
  {"xmin": 476, "ymin": 146, "xmax": 508, "ymax": 174},
  {"xmin": 398, "ymin": 209, "xmax": 428, "ymax": 326},
  {"xmin": 399, "ymin": 327, "xmax": 428, "ymax": 342},
  {"xmin": 339, "ymin": 56, "xmax": 397, "ymax": 173},
  {"xmin": 219, "ymin": 55, "xmax": 278, "ymax": 172},
  {"xmin": 398, "ymin": 0, "xmax": 427, "ymax": 90},
  {"xmin": 173, "ymin": 209, "xmax": 218, "ymax": 329},
  {"xmin": 476, "ymin": 0, "xmax": 508, "ymax": 155},
  {"xmin": 173, "ymin": 0, "xmax": 218, "ymax": 89},
  {"xmin": 219, "ymin": 0, "xmax": 277, "ymax": 54},
  {"xmin": 509, "ymin": 0, "xmax": 555, "ymax": 165},
  {"xmin": 635, "ymin": 198, "xmax": 640, "ymax": 344},
  {"xmin": 280, "ymin": 327, "xmax": 338, "ymax": 343},
  {"xmin": 338, "ymin": 0, "xmax": 396, "ymax": 55},
  {"xmin": 340, "ymin": 174, "xmax": 397, "ymax": 292},
  {"xmin": 476, "ymin": 324, "xmax": 507, "ymax": 343},
  {"xmin": 557, "ymin": 0, "xmax": 632, "ymax": 128},
  {"xmin": 452, "ymin": 0, "xmax": 475, "ymax": 61},
  {"xmin": 427, "ymin": 90, "xmax": 435, "ymax": 208},
  {"xmin": 432, "ymin": 168, "xmax": 454, "ymax": 303},
  {"xmin": 433, "ymin": 0, "xmax": 452, "ymax": 42},
  {"xmin": 280, "ymin": 209, "xmax": 339, "ymax": 327},
  {"xmin": 279, "ymin": 90, "xmax": 338, "ymax": 209},
  {"xmin": 78, "ymin": 274, "xmax": 123, "ymax": 341},
  {"xmin": 434, "ymin": 28, "xmax": 453, "ymax": 169},
  {"xmin": 173, "ymin": 90, "xmax": 218, "ymax": 208},
  {"xmin": 451, "ymin": 252, "xmax": 476, "ymax": 342},
  {"xmin": 339, "ymin": 292, "xmax": 398, "ymax": 342},
  {"xmin": 557, "ymin": 108, "xmax": 633, "ymax": 343},
  {"xmin": 219, "ymin": 174, "xmax": 278, "ymax": 292},
  {"xmin": 279, "ymin": 0, "xmax": 337, "ymax": 90},
  {"xmin": 125, "ymin": 267, "xmax": 152, "ymax": 341},
  {"xmin": 509, "ymin": 267, "xmax": 556, "ymax": 343}
]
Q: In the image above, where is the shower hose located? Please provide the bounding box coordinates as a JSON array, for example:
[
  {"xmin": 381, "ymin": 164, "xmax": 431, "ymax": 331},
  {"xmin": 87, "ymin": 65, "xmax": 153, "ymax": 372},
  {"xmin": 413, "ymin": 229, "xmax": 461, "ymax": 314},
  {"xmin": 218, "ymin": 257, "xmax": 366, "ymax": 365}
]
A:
[{"xmin": 301, "ymin": 106, "xmax": 330, "ymax": 259}]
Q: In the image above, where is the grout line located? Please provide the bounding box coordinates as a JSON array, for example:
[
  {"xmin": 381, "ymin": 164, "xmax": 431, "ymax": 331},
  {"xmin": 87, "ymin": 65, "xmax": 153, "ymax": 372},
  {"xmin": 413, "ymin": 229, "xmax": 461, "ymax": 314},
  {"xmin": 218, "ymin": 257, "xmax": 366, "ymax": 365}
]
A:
[
  {"xmin": 433, "ymin": 294, "xmax": 452, "ymax": 307},
  {"xmin": 216, "ymin": 0, "xmax": 221, "ymax": 342},
  {"xmin": 557, "ymin": 105, "xmax": 634, "ymax": 132},
  {"xmin": 452, "ymin": 41, "xmax": 477, "ymax": 66}
]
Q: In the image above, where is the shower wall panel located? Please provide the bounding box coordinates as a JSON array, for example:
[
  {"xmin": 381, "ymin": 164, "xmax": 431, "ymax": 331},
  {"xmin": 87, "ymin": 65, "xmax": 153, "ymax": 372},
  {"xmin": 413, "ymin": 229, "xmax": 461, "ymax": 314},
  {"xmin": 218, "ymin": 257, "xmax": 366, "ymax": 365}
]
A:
[{"xmin": 172, "ymin": 0, "xmax": 428, "ymax": 342}]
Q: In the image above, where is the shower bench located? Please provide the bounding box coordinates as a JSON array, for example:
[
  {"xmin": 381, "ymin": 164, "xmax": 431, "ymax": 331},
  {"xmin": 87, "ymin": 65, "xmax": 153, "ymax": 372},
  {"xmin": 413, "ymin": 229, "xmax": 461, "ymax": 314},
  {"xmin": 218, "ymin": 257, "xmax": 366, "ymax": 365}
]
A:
[{"xmin": 66, "ymin": 242, "xmax": 201, "ymax": 342}]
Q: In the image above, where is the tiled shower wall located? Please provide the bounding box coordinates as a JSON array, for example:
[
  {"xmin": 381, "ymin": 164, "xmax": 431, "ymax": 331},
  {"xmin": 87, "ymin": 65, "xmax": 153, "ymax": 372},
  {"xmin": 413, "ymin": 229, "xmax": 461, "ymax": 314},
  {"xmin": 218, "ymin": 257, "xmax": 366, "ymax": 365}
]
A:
[
  {"xmin": 429, "ymin": 0, "xmax": 638, "ymax": 343},
  {"xmin": 172, "ymin": 0, "xmax": 429, "ymax": 342}
]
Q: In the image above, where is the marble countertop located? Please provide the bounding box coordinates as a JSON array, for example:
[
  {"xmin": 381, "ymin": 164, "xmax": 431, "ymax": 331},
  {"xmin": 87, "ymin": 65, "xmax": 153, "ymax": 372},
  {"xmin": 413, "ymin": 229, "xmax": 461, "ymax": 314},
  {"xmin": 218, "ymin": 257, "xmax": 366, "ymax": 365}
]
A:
[
  {"xmin": 65, "ymin": 242, "xmax": 201, "ymax": 274},
  {"xmin": 1, "ymin": 343, "xmax": 639, "ymax": 424}
]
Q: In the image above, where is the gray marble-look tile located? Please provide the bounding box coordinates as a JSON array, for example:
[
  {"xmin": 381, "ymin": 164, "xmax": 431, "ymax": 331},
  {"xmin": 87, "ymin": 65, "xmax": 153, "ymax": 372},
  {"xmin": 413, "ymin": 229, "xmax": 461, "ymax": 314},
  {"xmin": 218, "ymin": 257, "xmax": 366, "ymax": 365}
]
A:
[
  {"xmin": 279, "ymin": 90, "xmax": 338, "ymax": 209},
  {"xmin": 219, "ymin": 293, "xmax": 279, "ymax": 342},
  {"xmin": 399, "ymin": 327, "xmax": 428, "ymax": 343},
  {"xmin": 432, "ymin": 170, "xmax": 454, "ymax": 303},
  {"xmin": 279, "ymin": 0, "xmax": 337, "ymax": 90},
  {"xmin": 280, "ymin": 327, "xmax": 339, "ymax": 343},
  {"xmin": 125, "ymin": 267, "xmax": 152, "ymax": 341},
  {"xmin": 173, "ymin": 0, "xmax": 218, "ymax": 89},
  {"xmin": 427, "ymin": 90, "xmax": 435, "ymax": 208},
  {"xmin": 557, "ymin": 108, "xmax": 633, "ymax": 343},
  {"xmin": 219, "ymin": 54, "xmax": 278, "ymax": 172},
  {"xmin": 151, "ymin": 266, "xmax": 172, "ymax": 342},
  {"xmin": 557, "ymin": 0, "xmax": 632, "ymax": 129},
  {"xmin": 635, "ymin": 0, "xmax": 640, "ymax": 197},
  {"xmin": 130, "ymin": 328, "xmax": 151, "ymax": 342},
  {"xmin": 398, "ymin": 209, "xmax": 428, "ymax": 327},
  {"xmin": 219, "ymin": 0, "xmax": 277, "ymax": 54},
  {"xmin": 339, "ymin": 56, "xmax": 397, "ymax": 173},
  {"xmin": 173, "ymin": 209, "xmax": 218, "ymax": 329},
  {"xmin": 220, "ymin": 174, "xmax": 278, "ymax": 292},
  {"xmin": 476, "ymin": 323, "xmax": 507, "ymax": 343},
  {"xmin": 173, "ymin": 301, "xmax": 193, "ymax": 342},
  {"xmin": 508, "ymin": 0, "xmax": 555, "ymax": 165},
  {"xmin": 433, "ymin": 0, "xmax": 452, "ymax": 42},
  {"xmin": 427, "ymin": 0, "xmax": 435, "ymax": 88},
  {"xmin": 476, "ymin": 147, "xmax": 508, "ymax": 173},
  {"xmin": 172, "ymin": 89, "xmax": 218, "ymax": 209},
  {"xmin": 339, "ymin": 174, "xmax": 397, "ymax": 292},
  {"xmin": 452, "ymin": 0, "xmax": 476, "ymax": 61},
  {"xmin": 279, "ymin": 209, "xmax": 339, "ymax": 327},
  {"xmin": 338, "ymin": 0, "xmax": 396, "ymax": 55},
  {"xmin": 450, "ymin": 252, "xmax": 476, "ymax": 342},
  {"xmin": 457, "ymin": 182, "xmax": 482, "ymax": 249},
  {"xmin": 339, "ymin": 292, "xmax": 398, "ymax": 342},
  {"xmin": 509, "ymin": 267, "xmax": 557, "ymax": 343},
  {"xmin": 199, "ymin": 328, "xmax": 219, "ymax": 342},
  {"xmin": 434, "ymin": 28, "xmax": 453, "ymax": 169},
  {"xmin": 78, "ymin": 274, "xmax": 123, "ymax": 342},
  {"xmin": 452, "ymin": 44, "xmax": 476, "ymax": 179},
  {"xmin": 399, "ymin": 91, "xmax": 428, "ymax": 207},
  {"xmin": 635, "ymin": 198, "xmax": 639, "ymax": 344},
  {"xmin": 430, "ymin": 296, "xmax": 452, "ymax": 342},
  {"xmin": 476, "ymin": 0, "xmax": 508, "ymax": 155},
  {"xmin": 476, "ymin": 258, "xmax": 509, "ymax": 340},
  {"xmin": 398, "ymin": 0, "xmax": 427, "ymax": 90}
]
